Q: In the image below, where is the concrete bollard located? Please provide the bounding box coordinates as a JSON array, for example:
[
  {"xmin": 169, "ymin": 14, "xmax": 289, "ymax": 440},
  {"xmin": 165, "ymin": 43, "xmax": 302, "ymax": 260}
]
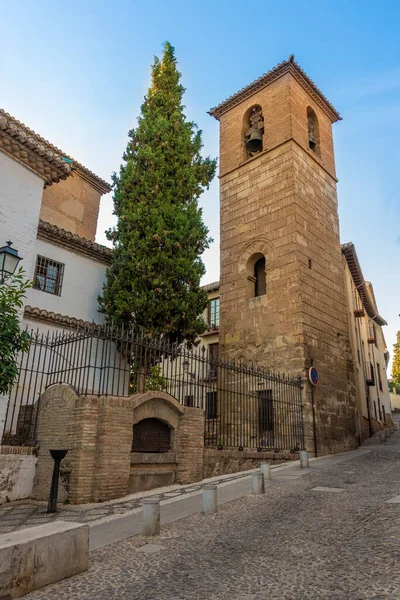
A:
[
  {"xmin": 299, "ymin": 450, "xmax": 309, "ymax": 468},
  {"xmin": 380, "ymin": 430, "xmax": 386, "ymax": 443},
  {"xmin": 386, "ymin": 428, "xmax": 391, "ymax": 439},
  {"xmin": 252, "ymin": 472, "xmax": 265, "ymax": 495},
  {"xmin": 202, "ymin": 485, "xmax": 217, "ymax": 515},
  {"xmin": 261, "ymin": 463, "xmax": 271, "ymax": 480},
  {"xmin": 142, "ymin": 497, "xmax": 160, "ymax": 536}
]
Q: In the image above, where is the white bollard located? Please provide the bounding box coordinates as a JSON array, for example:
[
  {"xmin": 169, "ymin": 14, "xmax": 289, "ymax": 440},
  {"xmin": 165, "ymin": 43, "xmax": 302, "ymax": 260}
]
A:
[
  {"xmin": 142, "ymin": 497, "xmax": 160, "ymax": 536},
  {"xmin": 299, "ymin": 450, "xmax": 309, "ymax": 468},
  {"xmin": 261, "ymin": 463, "xmax": 271, "ymax": 480},
  {"xmin": 380, "ymin": 430, "xmax": 386, "ymax": 443},
  {"xmin": 202, "ymin": 484, "xmax": 217, "ymax": 515},
  {"xmin": 252, "ymin": 472, "xmax": 265, "ymax": 495}
]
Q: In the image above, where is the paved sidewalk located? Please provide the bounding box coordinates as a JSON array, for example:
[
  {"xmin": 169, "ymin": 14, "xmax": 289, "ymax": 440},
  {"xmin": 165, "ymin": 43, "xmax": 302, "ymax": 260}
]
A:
[{"xmin": 22, "ymin": 431, "xmax": 400, "ymax": 599}]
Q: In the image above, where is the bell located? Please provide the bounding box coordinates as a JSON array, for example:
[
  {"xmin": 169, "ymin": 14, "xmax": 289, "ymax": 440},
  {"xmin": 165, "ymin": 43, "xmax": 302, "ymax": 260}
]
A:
[
  {"xmin": 245, "ymin": 129, "xmax": 263, "ymax": 153},
  {"xmin": 308, "ymin": 133, "xmax": 316, "ymax": 150}
]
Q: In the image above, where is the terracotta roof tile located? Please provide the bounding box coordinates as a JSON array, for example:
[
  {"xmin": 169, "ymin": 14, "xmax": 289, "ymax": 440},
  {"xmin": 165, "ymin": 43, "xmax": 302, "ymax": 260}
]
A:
[
  {"xmin": 24, "ymin": 305, "xmax": 99, "ymax": 329},
  {"xmin": 38, "ymin": 219, "xmax": 112, "ymax": 264},
  {"xmin": 0, "ymin": 109, "xmax": 72, "ymax": 185},
  {"xmin": 0, "ymin": 109, "xmax": 111, "ymax": 193}
]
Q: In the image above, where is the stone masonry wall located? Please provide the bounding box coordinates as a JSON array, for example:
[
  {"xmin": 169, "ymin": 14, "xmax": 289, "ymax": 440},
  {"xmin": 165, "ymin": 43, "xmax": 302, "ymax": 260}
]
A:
[
  {"xmin": 217, "ymin": 71, "xmax": 356, "ymax": 456},
  {"xmin": 41, "ymin": 171, "xmax": 102, "ymax": 241}
]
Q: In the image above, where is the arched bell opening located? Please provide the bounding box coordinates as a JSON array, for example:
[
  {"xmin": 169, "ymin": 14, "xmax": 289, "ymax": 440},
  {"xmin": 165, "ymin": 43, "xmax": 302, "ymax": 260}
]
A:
[
  {"xmin": 307, "ymin": 106, "xmax": 320, "ymax": 156},
  {"xmin": 243, "ymin": 105, "xmax": 264, "ymax": 158},
  {"xmin": 132, "ymin": 418, "xmax": 171, "ymax": 453}
]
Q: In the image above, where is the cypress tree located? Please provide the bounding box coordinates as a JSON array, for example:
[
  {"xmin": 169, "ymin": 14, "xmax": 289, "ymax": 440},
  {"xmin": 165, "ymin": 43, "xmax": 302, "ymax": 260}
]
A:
[
  {"xmin": 392, "ymin": 331, "xmax": 400, "ymax": 383},
  {"xmin": 99, "ymin": 43, "xmax": 216, "ymax": 345}
]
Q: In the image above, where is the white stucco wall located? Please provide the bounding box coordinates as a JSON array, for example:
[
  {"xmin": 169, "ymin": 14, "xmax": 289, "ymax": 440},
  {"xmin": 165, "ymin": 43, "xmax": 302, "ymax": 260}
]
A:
[
  {"xmin": 0, "ymin": 151, "xmax": 45, "ymax": 437},
  {"xmin": 0, "ymin": 152, "xmax": 44, "ymax": 279},
  {"xmin": 26, "ymin": 239, "xmax": 107, "ymax": 323},
  {"xmin": 0, "ymin": 454, "xmax": 37, "ymax": 504}
]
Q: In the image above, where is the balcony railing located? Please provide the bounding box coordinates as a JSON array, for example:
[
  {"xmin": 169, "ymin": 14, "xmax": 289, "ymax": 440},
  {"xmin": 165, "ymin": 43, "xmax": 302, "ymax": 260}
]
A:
[
  {"xmin": 367, "ymin": 323, "xmax": 376, "ymax": 344},
  {"xmin": 354, "ymin": 290, "xmax": 365, "ymax": 318}
]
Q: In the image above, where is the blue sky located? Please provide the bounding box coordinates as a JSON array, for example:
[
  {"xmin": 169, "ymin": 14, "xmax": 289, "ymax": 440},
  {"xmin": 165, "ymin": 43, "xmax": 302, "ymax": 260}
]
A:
[{"xmin": 1, "ymin": 0, "xmax": 399, "ymax": 370}]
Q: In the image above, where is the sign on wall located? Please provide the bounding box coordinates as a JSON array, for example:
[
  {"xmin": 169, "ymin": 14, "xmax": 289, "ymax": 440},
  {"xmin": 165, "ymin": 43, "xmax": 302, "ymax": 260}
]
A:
[{"xmin": 309, "ymin": 366, "xmax": 319, "ymax": 386}]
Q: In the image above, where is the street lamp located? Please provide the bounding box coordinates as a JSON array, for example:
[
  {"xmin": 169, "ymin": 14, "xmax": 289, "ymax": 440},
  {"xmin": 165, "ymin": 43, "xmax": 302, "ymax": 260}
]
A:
[{"xmin": 0, "ymin": 241, "xmax": 22, "ymax": 283}]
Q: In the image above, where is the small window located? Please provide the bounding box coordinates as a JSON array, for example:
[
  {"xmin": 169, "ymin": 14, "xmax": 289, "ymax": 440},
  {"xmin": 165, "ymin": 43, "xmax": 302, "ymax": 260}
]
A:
[
  {"xmin": 206, "ymin": 391, "xmax": 218, "ymax": 420},
  {"xmin": 34, "ymin": 255, "xmax": 64, "ymax": 296},
  {"xmin": 254, "ymin": 256, "xmax": 266, "ymax": 297},
  {"xmin": 208, "ymin": 298, "xmax": 220, "ymax": 328},
  {"xmin": 308, "ymin": 259, "xmax": 312, "ymax": 269}
]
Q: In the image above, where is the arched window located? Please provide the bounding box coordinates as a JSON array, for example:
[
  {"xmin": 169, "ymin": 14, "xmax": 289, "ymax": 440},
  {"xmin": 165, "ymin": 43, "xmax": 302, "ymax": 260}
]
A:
[
  {"xmin": 254, "ymin": 256, "xmax": 266, "ymax": 297},
  {"xmin": 307, "ymin": 107, "xmax": 320, "ymax": 155},
  {"xmin": 243, "ymin": 105, "xmax": 264, "ymax": 156}
]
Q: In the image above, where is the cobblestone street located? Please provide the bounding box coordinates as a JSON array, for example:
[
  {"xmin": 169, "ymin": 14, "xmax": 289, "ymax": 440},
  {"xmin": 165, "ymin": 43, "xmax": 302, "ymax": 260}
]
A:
[{"xmin": 26, "ymin": 430, "xmax": 400, "ymax": 600}]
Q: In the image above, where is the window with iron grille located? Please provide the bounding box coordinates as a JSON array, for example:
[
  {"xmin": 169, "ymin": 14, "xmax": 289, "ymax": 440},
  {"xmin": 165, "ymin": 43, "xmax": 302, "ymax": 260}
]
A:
[
  {"xmin": 34, "ymin": 256, "xmax": 64, "ymax": 296},
  {"xmin": 208, "ymin": 298, "xmax": 220, "ymax": 328}
]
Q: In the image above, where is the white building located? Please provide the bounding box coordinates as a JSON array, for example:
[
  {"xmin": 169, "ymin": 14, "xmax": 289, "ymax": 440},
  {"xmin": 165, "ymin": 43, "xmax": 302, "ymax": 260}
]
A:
[{"xmin": 0, "ymin": 109, "xmax": 112, "ymax": 435}]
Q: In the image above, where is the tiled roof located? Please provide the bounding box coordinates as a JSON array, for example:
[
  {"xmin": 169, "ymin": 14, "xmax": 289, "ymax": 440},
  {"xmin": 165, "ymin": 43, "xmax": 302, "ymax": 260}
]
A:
[
  {"xmin": 209, "ymin": 56, "xmax": 341, "ymax": 123},
  {"xmin": 0, "ymin": 109, "xmax": 72, "ymax": 185},
  {"xmin": 24, "ymin": 305, "xmax": 99, "ymax": 329},
  {"xmin": 0, "ymin": 109, "xmax": 111, "ymax": 193},
  {"xmin": 38, "ymin": 219, "xmax": 112, "ymax": 265},
  {"xmin": 202, "ymin": 280, "xmax": 220, "ymax": 293},
  {"xmin": 341, "ymin": 242, "xmax": 387, "ymax": 326}
]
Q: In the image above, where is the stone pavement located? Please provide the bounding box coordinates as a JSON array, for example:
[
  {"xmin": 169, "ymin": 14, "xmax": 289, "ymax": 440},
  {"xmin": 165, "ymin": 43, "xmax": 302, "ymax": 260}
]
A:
[
  {"xmin": 0, "ymin": 470, "xmax": 256, "ymax": 535},
  {"xmin": 23, "ymin": 428, "xmax": 400, "ymax": 600}
]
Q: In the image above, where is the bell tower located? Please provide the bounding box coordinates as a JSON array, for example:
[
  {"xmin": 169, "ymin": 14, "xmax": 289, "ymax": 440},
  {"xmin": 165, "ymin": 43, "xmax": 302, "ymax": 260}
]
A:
[{"xmin": 210, "ymin": 56, "xmax": 356, "ymax": 455}]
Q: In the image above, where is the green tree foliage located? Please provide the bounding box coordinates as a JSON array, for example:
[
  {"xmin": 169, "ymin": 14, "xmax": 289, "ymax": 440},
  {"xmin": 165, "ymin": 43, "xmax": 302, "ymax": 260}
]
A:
[
  {"xmin": 99, "ymin": 42, "xmax": 216, "ymax": 346},
  {"xmin": 392, "ymin": 330, "xmax": 400, "ymax": 383},
  {"xmin": 0, "ymin": 268, "xmax": 31, "ymax": 395}
]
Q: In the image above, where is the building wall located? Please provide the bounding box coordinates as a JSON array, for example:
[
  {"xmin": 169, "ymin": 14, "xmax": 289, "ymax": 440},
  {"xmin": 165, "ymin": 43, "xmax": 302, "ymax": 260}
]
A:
[
  {"xmin": 26, "ymin": 239, "xmax": 107, "ymax": 323},
  {"xmin": 41, "ymin": 171, "xmax": 102, "ymax": 241},
  {"xmin": 343, "ymin": 261, "xmax": 391, "ymax": 439},
  {"xmin": 0, "ymin": 152, "xmax": 44, "ymax": 283},
  {"xmin": 217, "ymin": 73, "xmax": 356, "ymax": 455},
  {"xmin": 0, "ymin": 151, "xmax": 45, "ymax": 435}
]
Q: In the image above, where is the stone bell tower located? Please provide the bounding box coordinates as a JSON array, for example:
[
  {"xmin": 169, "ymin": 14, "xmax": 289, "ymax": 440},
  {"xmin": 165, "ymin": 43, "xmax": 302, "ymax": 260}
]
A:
[{"xmin": 209, "ymin": 56, "xmax": 356, "ymax": 455}]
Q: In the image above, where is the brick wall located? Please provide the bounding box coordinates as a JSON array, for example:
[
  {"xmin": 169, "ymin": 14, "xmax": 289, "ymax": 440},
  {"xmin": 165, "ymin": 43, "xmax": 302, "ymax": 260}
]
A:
[
  {"xmin": 176, "ymin": 407, "xmax": 204, "ymax": 484},
  {"xmin": 33, "ymin": 384, "xmax": 133, "ymax": 504},
  {"xmin": 33, "ymin": 386, "xmax": 205, "ymax": 503}
]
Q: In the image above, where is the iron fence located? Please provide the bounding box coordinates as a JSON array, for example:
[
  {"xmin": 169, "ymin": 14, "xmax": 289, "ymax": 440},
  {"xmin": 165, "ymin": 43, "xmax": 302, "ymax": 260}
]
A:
[{"xmin": 2, "ymin": 323, "xmax": 304, "ymax": 451}]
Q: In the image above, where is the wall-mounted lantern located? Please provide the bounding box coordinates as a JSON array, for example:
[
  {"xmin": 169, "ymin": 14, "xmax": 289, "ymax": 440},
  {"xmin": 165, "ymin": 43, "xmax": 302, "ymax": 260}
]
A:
[{"xmin": 0, "ymin": 241, "xmax": 22, "ymax": 283}]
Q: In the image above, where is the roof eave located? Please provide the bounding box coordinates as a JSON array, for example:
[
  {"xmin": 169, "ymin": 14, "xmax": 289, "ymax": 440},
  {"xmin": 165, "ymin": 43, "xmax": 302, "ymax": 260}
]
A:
[
  {"xmin": 209, "ymin": 57, "xmax": 341, "ymax": 123},
  {"xmin": 341, "ymin": 243, "xmax": 387, "ymax": 326}
]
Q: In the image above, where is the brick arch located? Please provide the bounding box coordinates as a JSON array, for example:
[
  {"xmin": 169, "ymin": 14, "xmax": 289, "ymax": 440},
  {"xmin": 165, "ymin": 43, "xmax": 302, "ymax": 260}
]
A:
[
  {"xmin": 131, "ymin": 391, "xmax": 184, "ymax": 430},
  {"xmin": 237, "ymin": 237, "xmax": 275, "ymax": 274}
]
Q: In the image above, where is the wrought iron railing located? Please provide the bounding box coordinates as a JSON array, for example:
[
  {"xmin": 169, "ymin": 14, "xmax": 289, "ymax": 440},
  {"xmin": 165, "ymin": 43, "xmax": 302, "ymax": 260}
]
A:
[{"xmin": 2, "ymin": 323, "xmax": 304, "ymax": 452}]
